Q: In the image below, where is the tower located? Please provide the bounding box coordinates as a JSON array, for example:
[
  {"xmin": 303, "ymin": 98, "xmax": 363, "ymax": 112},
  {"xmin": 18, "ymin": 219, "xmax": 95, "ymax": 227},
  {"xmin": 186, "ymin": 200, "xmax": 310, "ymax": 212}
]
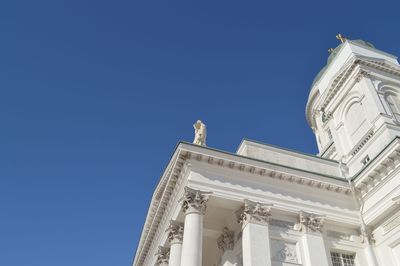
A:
[{"xmin": 306, "ymin": 36, "xmax": 400, "ymax": 175}]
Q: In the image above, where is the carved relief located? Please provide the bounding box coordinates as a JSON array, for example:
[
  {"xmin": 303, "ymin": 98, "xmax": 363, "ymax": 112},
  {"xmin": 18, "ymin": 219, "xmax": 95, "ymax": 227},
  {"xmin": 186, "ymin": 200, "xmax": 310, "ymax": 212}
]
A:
[
  {"xmin": 155, "ymin": 246, "xmax": 170, "ymax": 266},
  {"xmin": 216, "ymin": 227, "xmax": 234, "ymax": 251},
  {"xmin": 181, "ymin": 187, "xmax": 212, "ymax": 215},
  {"xmin": 166, "ymin": 221, "xmax": 184, "ymax": 244},
  {"xmin": 236, "ymin": 199, "xmax": 272, "ymax": 226},
  {"xmin": 271, "ymin": 239, "xmax": 298, "ymax": 264},
  {"xmin": 296, "ymin": 211, "xmax": 324, "ymax": 233}
]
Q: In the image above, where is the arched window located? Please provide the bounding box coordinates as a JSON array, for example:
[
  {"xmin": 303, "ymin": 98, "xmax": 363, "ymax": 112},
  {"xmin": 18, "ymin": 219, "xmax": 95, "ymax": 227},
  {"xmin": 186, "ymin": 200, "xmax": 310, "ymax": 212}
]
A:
[
  {"xmin": 385, "ymin": 92, "xmax": 400, "ymax": 121},
  {"xmin": 345, "ymin": 101, "xmax": 369, "ymax": 144}
]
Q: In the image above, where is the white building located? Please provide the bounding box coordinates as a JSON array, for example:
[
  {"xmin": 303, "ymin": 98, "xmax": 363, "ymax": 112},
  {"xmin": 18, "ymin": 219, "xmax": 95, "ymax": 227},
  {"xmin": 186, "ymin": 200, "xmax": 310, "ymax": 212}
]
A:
[{"xmin": 133, "ymin": 37, "xmax": 400, "ymax": 266}]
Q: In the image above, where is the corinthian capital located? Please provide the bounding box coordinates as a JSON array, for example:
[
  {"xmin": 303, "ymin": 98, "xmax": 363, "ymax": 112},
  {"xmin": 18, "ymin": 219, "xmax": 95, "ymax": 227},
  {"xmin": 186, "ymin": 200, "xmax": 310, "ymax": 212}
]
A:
[
  {"xmin": 297, "ymin": 211, "xmax": 324, "ymax": 233},
  {"xmin": 181, "ymin": 187, "xmax": 212, "ymax": 215},
  {"xmin": 236, "ymin": 199, "xmax": 272, "ymax": 226},
  {"xmin": 155, "ymin": 246, "xmax": 170, "ymax": 266},
  {"xmin": 166, "ymin": 220, "xmax": 184, "ymax": 244}
]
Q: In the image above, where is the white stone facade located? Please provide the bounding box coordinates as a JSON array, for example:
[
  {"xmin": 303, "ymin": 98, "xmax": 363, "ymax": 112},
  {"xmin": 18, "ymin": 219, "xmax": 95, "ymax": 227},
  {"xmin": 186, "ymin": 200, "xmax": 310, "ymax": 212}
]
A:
[{"xmin": 133, "ymin": 39, "xmax": 400, "ymax": 266}]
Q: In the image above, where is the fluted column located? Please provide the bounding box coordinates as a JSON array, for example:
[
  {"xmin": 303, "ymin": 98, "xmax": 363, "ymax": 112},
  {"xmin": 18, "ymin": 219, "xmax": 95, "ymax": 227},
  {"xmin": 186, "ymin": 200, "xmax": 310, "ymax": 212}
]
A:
[
  {"xmin": 296, "ymin": 211, "xmax": 329, "ymax": 266},
  {"xmin": 166, "ymin": 221, "xmax": 184, "ymax": 266},
  {"xmin": 155, "ymin": 246, "xmax": 170, "ymax": 266},
  {"xmin": 236, "ymin": 199, "xmax": 273, "ymax": 266},
  {"xmin": 180, "ymin": 187, "xmax": 211, "ymax": 266}
]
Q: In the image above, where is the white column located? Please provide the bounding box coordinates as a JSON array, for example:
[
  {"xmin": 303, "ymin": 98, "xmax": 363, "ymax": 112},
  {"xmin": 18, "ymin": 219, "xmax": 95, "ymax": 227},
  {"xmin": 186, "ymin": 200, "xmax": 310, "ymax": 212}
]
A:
[
  {"xmin": 297, "ymin": 211, "xmax": 329, "ymax": 266},
  {"xmin": 166, "ymin": 221, "xmax": 184, "ymax": 266},
  {"xmin": 236, "ymin": 199, "xmax": 273, "ymax": 266},
  {"xmin": 217, "ymin": 227, "xmax": 235, "ymax": 266},
  {"xmin": 155, "ymin": 246, "xmax": 170, "ymax": 266},
  {"xmin": 180, "ymin": 187, "xmax": 211, "ymax": 266}
]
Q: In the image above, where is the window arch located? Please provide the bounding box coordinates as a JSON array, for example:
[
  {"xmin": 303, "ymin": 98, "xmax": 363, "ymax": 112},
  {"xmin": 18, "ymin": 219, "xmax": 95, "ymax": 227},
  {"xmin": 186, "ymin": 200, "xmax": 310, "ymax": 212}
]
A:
[{"xmin": 384, "ymin": 91, "xmax": 400, "ymax": 121}]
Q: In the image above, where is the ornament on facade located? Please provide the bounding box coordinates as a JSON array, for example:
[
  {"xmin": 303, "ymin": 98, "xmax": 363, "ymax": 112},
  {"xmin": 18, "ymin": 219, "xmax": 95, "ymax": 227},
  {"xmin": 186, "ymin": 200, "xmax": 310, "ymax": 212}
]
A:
[
  {"xmin": 354, "ymin": 70, "xmax": 370, "ymax": 82},
  {"xmin": 360, "ymin": 228, "xmax": 375, "ymax": 245},
  {"xmin": 216, "ymin": 227, "xmax": 234, "ymax": 252},
  {"xmin": 193, "ymin": 120, "xmax": 207, "ymax": 146},
  {"xmin": 320, "ymin": 108, "xmax": 332, "ymax": 123},
  {"xmin": 181, "ymin": 187, "xmax": 212, "ymax": 215},
  {"xmin": 236, "ymin": 199, "xmax": 272, "ymax": 226},
  {"xmin": 271, "ymin": 239, "xmax": 298, "ymax": 264},
  {"xmin": 166, "ymin": 220, "xmax": 184, "ymax": 244},
  {"xmin": 155, "ymin": 246, "xmax": 170, "ymax": 266},
  {"xmin": 296, "ymin": 211, "xmax": 324, "ymax": 233}
]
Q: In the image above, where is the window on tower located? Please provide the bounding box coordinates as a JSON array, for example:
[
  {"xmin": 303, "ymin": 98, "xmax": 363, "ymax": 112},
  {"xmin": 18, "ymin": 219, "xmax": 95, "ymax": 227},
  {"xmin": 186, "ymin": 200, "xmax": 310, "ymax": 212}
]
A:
[{"xmin": 385, "ymin": 92, "xmax": 400, "ymax": 122}]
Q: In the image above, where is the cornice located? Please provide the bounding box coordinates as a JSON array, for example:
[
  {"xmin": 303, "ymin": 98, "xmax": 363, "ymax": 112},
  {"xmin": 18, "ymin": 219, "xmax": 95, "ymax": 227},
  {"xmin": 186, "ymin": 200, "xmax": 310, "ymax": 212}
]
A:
[
  {"xmin": 184, "ymin": 148, "xmax": 350, "ymax": 195},
  {"xmin": 133, "ymin": 149, "xmax": 187, "ymax": 266},
  {"xmin": 353, "ymin": 138, "xmax": 400, "ymax": 196}
]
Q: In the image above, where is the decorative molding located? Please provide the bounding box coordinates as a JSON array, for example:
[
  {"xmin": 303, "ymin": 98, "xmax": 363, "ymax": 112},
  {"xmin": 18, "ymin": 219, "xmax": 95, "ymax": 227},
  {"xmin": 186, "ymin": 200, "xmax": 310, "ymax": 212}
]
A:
[
  {"xmin": 354, "ymin": 70, "xmax": 370, "ymax": 83},
  {"xmin": 349, "ymin": 129, "xmax": 374, "ymax": 157},
  {"xmin": 383, "ymin": 209, "xmax": 400, "ymax": 235},
  {"xmin": 181, "ymin": 186, "xmax": 212, "ymax": 215},
  {"xmin": 166, "ymin": 220, "xmax": 184, "ymax": 244},
  {"xmin": 271, "ymin": 239, "xmax": 298, "ymax": 264},
  {"xmin": 155, "ymin": 246, "xmax": 170, "ymax": 266},
  {"xmin": 355, "ymin": 142, "xmax": 400, "ymax": 195},
  {"xmin": 296, "ymin": 211, "xmax": 324, "ymax": 233},
  {"xmin": 236, "ymin": 199, "xmax": 272, "ymax": 226},
  {"xmin": 216, "ymin": 227, "xmax": 234, "ymax": 251},
  {"xmin": 134, "ymin": 150, "xmax": 187, "ymax": 266}
]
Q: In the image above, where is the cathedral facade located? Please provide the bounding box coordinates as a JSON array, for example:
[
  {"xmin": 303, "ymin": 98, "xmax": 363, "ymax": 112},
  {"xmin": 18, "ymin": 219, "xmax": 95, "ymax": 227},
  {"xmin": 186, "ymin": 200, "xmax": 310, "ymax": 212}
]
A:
[{"xmin": 133, "ymin": 38, "xmax": 400, "ymax": 266}]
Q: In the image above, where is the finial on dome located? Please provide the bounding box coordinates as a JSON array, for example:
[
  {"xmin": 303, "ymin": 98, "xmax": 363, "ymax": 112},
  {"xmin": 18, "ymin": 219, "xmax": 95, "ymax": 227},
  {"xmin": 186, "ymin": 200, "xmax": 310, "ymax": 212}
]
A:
[
  {"xmin": 193, "ymin": 120, "xmax": 207, "ymax": 146},
  {"xmin": 336, "ymin": 34, "xmax": 347, "ymax": 43}
]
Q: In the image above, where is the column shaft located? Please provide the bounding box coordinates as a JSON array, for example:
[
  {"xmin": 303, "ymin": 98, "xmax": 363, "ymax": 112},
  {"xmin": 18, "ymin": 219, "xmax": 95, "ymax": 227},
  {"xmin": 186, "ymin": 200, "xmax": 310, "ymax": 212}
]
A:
[
  {"xmin": 180, "ymin": 212, "xmax": 203, "ymax": 266},
  {"xmin": 301, "ymin": 233, "xmax": 329, "ymax": 266},
  {"xmin": 169, "ymin": 242, "xmax": 183, "ymax": 266},
  {"xmin": 242, "ymin": 222, "xmax": 271, "ymax": 266}
]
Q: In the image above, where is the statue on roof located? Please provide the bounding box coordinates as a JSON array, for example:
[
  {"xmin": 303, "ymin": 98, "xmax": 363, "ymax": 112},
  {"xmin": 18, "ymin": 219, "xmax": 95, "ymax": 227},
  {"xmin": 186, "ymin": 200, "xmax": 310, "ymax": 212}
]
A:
[{"xmin": 193, "ymin": 120, "xmax": 207, "ymax": 146}]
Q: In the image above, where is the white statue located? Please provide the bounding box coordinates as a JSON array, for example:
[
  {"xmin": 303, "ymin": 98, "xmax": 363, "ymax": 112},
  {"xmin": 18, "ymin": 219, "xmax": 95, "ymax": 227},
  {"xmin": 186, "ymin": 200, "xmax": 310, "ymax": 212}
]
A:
[{"xmin": 193, "ymin": 120, "xmax": 206, "ymax": 146}]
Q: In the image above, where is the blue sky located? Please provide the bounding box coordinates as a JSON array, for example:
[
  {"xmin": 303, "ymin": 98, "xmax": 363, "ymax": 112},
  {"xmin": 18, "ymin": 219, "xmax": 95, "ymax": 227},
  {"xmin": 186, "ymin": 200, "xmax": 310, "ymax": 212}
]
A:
[{"xmin": 1, "ymin": 1, "xmax": 400, "ymax": 265}]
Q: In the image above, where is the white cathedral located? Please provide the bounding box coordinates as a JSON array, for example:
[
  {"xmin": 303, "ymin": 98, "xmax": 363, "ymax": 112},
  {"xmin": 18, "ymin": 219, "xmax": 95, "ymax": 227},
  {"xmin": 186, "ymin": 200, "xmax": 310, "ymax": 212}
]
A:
[{"xmin": 133, "ymin": 36, "xmax": 400, "ymax": 266}]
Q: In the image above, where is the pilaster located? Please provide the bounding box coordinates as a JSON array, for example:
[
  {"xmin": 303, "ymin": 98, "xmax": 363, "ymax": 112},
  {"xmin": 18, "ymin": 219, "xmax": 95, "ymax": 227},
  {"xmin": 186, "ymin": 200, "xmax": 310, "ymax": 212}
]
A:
[{"xmin": 296, "ymin": 211, "xmax": 329, "ymax": 266}]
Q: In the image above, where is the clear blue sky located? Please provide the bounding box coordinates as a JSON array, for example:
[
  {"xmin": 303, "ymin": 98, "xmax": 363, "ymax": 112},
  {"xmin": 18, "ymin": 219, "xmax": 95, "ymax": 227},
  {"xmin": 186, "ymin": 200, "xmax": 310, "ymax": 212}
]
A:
[{"xmin": 1, "ymin": 1, "xmax": 399, "ymax": 265}]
